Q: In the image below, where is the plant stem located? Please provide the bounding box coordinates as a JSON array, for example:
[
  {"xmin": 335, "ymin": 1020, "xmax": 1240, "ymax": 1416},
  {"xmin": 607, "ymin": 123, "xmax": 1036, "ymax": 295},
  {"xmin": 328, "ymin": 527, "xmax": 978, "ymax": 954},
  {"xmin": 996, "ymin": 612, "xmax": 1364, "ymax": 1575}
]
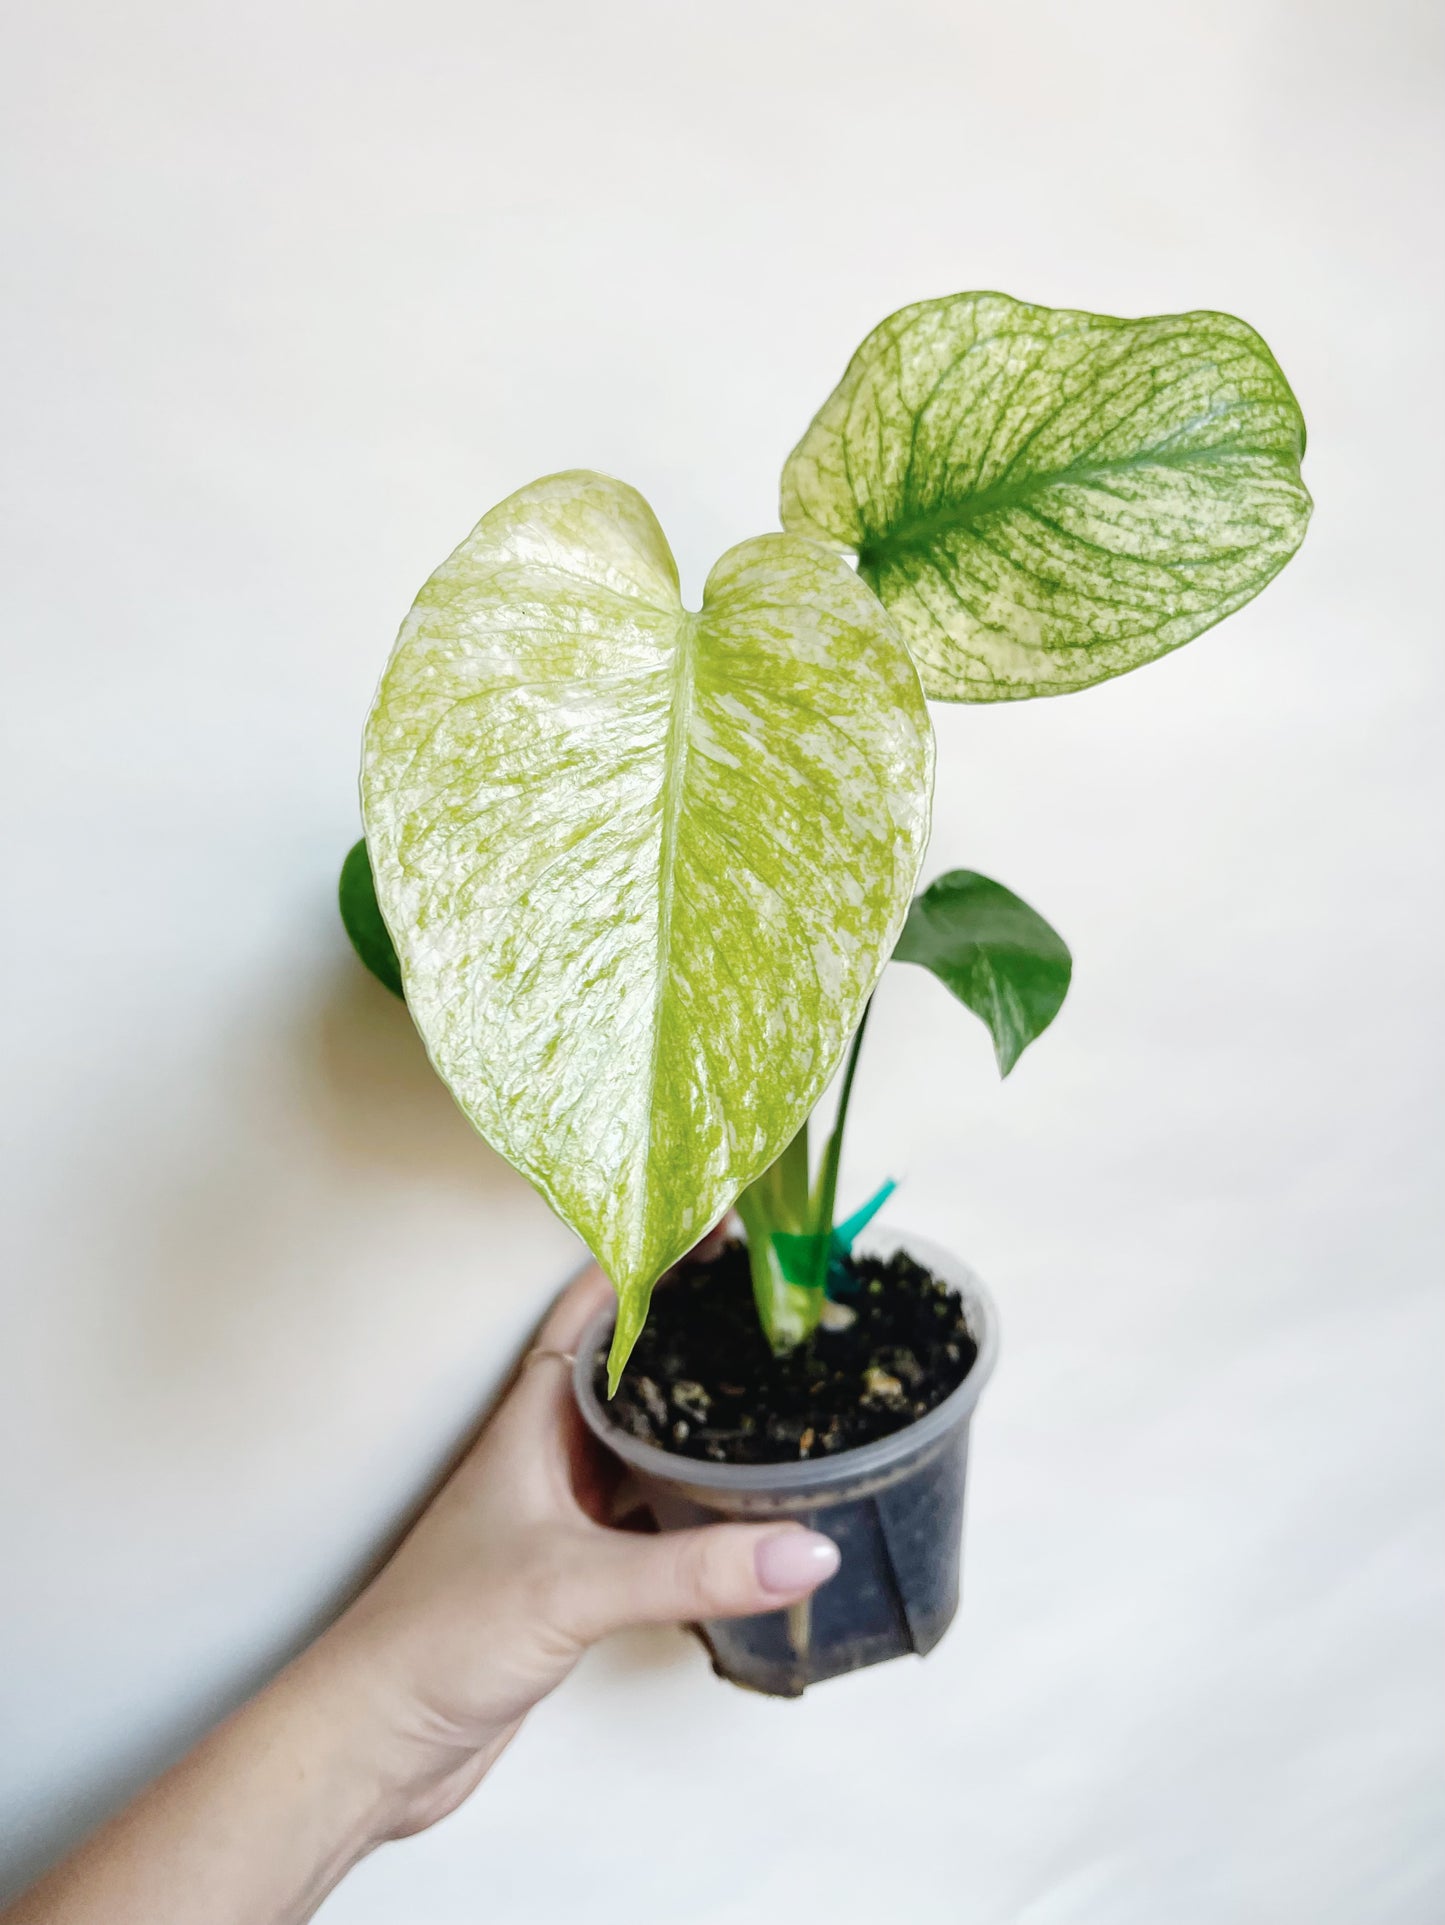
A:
[
  {"xmin": 734, "ymin": 1001, "xmax": 875, "ymax": 1347},
  {"xmin": 734, "ymin": 1181, "xmax": 813, "ymax": 1352},
  {"xmin": 810, "ymin": 997, "xmax": 873, "ymax": 1294},
  {"xmin": 772, "ymin": 1116, "xmax": 811, "ymax": 1230}
]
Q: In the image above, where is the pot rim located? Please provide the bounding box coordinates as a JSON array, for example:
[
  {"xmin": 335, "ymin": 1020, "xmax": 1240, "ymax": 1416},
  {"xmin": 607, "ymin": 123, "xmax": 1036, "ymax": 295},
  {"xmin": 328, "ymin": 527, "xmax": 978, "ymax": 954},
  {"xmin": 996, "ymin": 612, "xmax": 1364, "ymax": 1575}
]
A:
[{"xmin": 571, "ymin": 1225, "xmax": 998, "ymax": 1495}]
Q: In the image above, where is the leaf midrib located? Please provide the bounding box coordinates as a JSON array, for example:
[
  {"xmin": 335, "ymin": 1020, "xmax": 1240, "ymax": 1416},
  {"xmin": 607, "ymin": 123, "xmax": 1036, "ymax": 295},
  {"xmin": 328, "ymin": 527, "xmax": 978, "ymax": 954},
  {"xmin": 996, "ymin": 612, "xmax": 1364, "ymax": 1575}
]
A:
[
  {"xmin": 641, "ymin": 609, "xmax": 700, "ymax": 1202},
  {"xmin": 856, "ymin": 439, "xmax": 1260, "ymax": 571}
]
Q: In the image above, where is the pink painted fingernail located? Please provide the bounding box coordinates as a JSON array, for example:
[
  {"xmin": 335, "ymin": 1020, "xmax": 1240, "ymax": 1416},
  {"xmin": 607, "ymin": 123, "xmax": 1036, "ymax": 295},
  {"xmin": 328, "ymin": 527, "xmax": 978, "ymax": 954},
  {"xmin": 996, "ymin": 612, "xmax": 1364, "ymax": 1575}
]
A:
[{"xmin": 755, "ymin": 1530, "xmax": 841, "ymax": 1596}]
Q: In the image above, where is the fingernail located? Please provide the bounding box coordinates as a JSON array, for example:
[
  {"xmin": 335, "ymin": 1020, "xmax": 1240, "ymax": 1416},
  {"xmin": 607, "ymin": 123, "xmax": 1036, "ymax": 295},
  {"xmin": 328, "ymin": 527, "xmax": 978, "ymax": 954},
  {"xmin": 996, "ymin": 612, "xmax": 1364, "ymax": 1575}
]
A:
[{"xmin": 755, "ymin": 1530, "xmax": 841, "ymax": 1596}]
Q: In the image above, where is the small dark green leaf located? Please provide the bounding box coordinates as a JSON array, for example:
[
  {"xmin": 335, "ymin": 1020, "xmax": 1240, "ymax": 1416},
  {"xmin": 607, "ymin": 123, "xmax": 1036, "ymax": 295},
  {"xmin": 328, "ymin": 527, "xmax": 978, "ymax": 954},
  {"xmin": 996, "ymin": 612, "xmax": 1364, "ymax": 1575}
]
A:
[
  {"xmin": 894, "ymin": 870, "xmax": 1070, "ymax": 1075},
  {"xmin": 338, "ymin": 838, "xmax": 404, "ymax": 998}
]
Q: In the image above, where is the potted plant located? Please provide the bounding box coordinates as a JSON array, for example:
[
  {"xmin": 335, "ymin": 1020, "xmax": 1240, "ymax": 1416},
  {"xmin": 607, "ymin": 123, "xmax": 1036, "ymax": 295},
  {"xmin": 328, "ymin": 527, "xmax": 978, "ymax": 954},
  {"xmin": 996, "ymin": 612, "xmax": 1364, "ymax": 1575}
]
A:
[{"xmin": 341, "ymin": 292, "xmax": 1310, "ymax": 1696}]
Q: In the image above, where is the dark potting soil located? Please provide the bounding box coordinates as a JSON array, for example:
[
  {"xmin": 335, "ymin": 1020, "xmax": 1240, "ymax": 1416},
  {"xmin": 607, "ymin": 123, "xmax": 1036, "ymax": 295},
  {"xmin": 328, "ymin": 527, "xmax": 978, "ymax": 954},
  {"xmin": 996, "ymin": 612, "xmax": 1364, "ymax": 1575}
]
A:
[{"xmin": 600, "ymin": 1240, "xmax": 978, "ymax": 1465}]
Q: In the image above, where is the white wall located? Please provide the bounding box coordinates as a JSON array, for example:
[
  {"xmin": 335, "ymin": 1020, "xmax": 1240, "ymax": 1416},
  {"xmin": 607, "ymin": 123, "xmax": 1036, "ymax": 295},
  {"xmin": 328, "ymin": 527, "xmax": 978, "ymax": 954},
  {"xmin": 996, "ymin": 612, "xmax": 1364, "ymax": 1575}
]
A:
[{"xmin": 2, "ymin": 2, "xmax": 1441, "ymax": 1918}]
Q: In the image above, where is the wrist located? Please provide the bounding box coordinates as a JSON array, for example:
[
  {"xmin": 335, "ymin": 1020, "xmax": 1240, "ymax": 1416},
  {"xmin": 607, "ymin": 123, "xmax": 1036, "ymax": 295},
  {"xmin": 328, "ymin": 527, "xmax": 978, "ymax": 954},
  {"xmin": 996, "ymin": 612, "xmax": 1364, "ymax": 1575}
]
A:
[
  {"xmin": 251, "ymin": 1642, "xmax": 405, "ymax": 1864},
  {"xmin": 286, "ymin": 1622, "xmax": 516, "ymax": 1845}
]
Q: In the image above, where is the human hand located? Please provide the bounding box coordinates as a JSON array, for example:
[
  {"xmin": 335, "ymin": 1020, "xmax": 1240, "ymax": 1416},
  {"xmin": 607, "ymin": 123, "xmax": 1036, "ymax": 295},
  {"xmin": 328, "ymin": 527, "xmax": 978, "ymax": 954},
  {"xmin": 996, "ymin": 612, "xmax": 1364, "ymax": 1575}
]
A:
[
  {"xmin": 1, "ymin": 1264, "xmax": 841, "ymax": 1925},
  {"xmin": 303, "ymin": 1264, "xmax": 841, "ymax": 1841}
]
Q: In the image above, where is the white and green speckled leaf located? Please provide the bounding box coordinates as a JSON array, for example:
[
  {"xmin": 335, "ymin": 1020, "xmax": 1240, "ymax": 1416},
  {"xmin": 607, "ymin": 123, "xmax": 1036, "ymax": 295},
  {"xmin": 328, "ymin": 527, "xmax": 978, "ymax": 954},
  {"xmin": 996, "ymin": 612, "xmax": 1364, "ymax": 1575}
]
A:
[
  {"xmin": 781, "ymin": 292, "xmax": 1312, "ymax": 702},
  {"xmin": 362, "ymin": 472, "xmax": 934, "ymax": 1384}
]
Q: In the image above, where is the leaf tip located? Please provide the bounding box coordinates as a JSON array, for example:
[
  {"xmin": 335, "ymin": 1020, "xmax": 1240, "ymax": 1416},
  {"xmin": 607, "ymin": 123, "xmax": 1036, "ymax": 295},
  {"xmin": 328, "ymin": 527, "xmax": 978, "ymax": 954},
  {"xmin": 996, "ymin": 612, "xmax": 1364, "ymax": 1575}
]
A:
[{"xmin": 605, "ymin": 1287, "xmax": 649, "ymax": 1396}]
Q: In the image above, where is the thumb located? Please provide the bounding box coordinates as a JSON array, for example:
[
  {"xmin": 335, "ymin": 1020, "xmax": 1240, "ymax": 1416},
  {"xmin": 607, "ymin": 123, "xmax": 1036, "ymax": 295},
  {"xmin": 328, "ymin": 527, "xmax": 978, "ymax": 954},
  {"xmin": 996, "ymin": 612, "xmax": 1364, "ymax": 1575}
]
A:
[{"xmin": 562, "ymin": 1523, "xmax": 840, "ymax": 1644}]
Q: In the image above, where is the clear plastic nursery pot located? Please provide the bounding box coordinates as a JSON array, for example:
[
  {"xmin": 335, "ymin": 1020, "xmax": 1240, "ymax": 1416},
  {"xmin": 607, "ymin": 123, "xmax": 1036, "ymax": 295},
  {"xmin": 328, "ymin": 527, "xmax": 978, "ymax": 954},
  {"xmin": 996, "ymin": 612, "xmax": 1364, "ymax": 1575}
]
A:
[{"xmin": 573, "ymin": 1229, "xmax": 998, "ymax": 1698}]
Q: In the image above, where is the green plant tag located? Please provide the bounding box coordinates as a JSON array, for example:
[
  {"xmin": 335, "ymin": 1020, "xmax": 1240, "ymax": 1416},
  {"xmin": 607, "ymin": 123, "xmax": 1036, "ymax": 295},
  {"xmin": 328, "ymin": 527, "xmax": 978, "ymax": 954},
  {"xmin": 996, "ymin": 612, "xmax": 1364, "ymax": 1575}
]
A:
[
  {"xmin": 338, "ymin": 837, "xmax": 405, "ymax": 999},
  {"xmin": 894, "ymin": 869, "xmax": 1071, "ymax": 1075},
  {"xmin": 831, "ymin": 1178, "xmax": 897, "ymax": 1251},
  {"xmin": 771, "ymin": 1177, "xmax": 897, "ymax": 1299},
  {"xmin": 781, "ymin": 292, "xmax": 1311, "ymax": 701},
  {"xmin": 362, "ymin": 471, "xmax": 934, "ymax": 1386}
]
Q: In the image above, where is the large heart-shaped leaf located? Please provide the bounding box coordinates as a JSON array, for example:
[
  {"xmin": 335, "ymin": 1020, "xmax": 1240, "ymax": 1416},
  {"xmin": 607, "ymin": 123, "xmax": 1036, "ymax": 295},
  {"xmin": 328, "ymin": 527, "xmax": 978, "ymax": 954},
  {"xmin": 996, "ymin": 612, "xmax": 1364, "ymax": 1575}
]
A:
[
  {"xmin": 781, "ymin": 292, "xmax": 1311, "ymax": 701},
  {"xmin": 362, "ymin": 472, "xmax": 933, "ymax": 1382},
  {"xmin": 893, "ymin": 869, "xmax": 1071, "ymax": 1074}
]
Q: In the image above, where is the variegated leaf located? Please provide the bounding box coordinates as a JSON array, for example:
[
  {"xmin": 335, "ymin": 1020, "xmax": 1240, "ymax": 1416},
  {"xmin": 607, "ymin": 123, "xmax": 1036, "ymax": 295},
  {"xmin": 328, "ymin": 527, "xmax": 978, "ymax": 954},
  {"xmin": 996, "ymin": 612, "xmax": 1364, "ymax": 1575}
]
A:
[
  {"xmin": 781, "ymin": 292, "xmax": 1311, "ymax": 701},
  {"xmin": 362, "ymin": 472, "xmax": 933, "ymax": 1383}
]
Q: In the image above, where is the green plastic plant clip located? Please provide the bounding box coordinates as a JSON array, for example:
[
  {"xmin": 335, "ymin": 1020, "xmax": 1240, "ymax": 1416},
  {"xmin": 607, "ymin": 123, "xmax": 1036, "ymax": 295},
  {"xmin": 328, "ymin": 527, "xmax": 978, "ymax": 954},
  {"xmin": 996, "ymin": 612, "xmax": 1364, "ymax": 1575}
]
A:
[{"xmin": 771, "ymin": 1177, "xmax": 897, "ymax": 1301}]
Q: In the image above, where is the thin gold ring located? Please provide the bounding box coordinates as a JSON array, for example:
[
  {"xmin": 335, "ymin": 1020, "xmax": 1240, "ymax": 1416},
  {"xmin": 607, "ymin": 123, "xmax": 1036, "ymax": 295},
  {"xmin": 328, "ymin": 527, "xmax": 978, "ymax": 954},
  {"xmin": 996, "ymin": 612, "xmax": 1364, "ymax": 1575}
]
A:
[{"xmin": 524, "ymin": 1347, "xmax": 578, "ymax": 1370}]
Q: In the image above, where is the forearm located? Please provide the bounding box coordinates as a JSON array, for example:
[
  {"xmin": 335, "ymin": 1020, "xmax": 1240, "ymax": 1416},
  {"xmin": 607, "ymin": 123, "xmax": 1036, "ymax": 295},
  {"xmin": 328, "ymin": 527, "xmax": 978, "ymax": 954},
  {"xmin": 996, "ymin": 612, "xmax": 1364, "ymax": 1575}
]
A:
[
  {"xmin": 4, "ymin": 1646, "xmax": 396, "ymax": 1925},
  {"xmin": 4, "ymin": 1265, "xmax": 835, "ymax": 1922}
]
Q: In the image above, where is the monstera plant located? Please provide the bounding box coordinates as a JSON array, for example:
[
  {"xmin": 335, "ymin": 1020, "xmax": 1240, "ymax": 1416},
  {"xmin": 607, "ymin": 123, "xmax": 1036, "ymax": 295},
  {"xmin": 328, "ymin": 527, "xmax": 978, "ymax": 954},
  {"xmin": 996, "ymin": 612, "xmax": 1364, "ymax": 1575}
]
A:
[{"xmin": 344, "ymin": 292, "xmax": 1311, "ymax": 1390}]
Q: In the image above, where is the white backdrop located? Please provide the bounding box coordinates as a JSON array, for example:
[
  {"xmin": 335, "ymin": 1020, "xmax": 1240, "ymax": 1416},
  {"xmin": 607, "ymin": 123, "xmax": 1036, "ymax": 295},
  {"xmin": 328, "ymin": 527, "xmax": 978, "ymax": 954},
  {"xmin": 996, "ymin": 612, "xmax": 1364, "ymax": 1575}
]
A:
[{"xmin": 2, "ymin": 2, "xmax": 1442, "ymax": 1918}]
